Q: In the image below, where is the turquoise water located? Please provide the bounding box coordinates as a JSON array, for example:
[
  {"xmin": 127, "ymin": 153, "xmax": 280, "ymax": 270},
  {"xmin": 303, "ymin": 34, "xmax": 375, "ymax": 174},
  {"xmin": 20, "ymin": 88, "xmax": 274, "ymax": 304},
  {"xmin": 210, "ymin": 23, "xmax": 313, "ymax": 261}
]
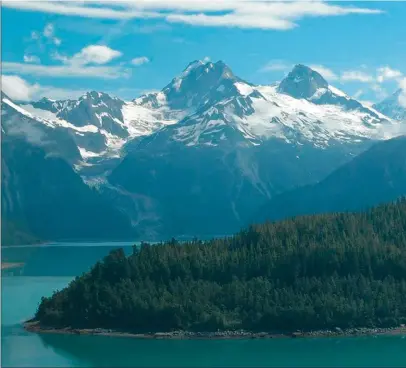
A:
[{"xmin": 2, "ymin": 244, "xmax": 406, "ymax": 367}]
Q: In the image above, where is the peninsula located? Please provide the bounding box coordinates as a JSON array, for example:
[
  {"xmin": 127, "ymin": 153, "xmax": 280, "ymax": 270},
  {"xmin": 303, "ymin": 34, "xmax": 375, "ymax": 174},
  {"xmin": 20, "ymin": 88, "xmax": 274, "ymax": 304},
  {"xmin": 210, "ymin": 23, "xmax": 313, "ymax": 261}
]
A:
[{"xmin": 26, "ymin": 199, "xmax": 406, "ymax": 338}]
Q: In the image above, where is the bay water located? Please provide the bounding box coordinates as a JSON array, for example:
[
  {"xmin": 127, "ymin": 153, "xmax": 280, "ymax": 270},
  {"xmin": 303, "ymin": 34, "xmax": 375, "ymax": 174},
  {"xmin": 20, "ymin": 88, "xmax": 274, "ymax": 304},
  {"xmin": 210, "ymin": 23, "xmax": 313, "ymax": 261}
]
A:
[{"xmin": 2, "ymin": 243, "xmax": 406, "ymax": 367}]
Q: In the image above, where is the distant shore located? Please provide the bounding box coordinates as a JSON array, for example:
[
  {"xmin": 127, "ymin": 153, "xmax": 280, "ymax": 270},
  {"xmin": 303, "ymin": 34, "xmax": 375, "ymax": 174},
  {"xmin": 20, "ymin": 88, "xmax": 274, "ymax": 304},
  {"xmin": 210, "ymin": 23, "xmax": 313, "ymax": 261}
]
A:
[
  {"xmin": 24, "ymin": 321, "xmax": 406, "ymax": 340},
  {"xmin": 1, "ymin": 241, "xmax": 48, "ymax": 249},
  {"xmin": 1, "ymin": 262, "xmax": 24, "ymax": 270}
]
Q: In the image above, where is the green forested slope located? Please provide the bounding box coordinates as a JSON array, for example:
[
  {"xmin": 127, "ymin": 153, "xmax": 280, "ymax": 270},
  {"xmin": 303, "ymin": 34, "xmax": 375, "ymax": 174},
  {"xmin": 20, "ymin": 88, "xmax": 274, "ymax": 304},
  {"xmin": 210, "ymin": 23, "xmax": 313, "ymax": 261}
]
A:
[{"xmin": 36, "ymin": 199, "xmax": 406, "ymax": 333}]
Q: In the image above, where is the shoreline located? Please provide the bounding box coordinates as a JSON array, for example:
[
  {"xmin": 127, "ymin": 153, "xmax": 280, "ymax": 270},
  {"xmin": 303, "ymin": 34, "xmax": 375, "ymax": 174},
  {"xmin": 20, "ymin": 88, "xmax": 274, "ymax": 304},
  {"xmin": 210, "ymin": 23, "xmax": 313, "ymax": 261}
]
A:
[
  {"xmin": 1, "ymin": 262, "xmax": 24, "ymax": 270},
  {"xmin": 24, "ymin": 321, "xmax": 406, "ymax": 340},
  {"xmin": 1, "ymin": 241, "xmax": 49, "ymax": 249}
]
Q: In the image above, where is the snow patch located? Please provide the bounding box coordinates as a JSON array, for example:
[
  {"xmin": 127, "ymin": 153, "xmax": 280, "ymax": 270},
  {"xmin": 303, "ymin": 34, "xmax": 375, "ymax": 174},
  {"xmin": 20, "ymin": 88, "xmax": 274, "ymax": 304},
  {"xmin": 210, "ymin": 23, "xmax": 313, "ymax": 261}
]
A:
[
  {"xmin": 234, "ymin": 82, "xmax": 254, "ymax": 96},
  {"xmin": 78, "ymin": 147, "xmax": 102, "ymax": 159},
  {"xmin": 329, "ymin": 86, "xmax": 348, "ymax": 98},
  {"xmin": 3, "ymin": 99, "xmax": 35, "ymax": 119}
]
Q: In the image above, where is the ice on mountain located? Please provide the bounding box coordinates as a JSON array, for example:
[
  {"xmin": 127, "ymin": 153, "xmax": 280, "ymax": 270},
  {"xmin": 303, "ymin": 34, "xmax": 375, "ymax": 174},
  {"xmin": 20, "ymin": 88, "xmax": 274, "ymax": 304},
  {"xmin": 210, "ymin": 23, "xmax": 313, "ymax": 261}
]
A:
[{"xmin": 235, "ymin": 82, "xmax": 254, "ymax": 96}]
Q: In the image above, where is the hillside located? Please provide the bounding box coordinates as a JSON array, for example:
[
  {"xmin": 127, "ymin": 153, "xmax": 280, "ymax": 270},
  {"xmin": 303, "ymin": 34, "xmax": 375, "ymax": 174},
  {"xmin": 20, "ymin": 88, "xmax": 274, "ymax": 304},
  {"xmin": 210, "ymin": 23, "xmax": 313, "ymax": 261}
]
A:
[
  {"xmin": 108, "ymin": 62, "xmax": 388, "ymax": 237},
  {"xmin": 255, "ymin": 135, "xmax": 406, "ymax": 224},
  {"xmin": 1, "ymin": 220, "xmax": 41, "ymax": 246},
  {"xmin": 2, "ymin": 61, "xmax": 400, "ymax": 239},
  {"xmin": 1, "ymin": 136, "xmax": 135, "ymax": 242},
  {"xmin": 33, "ymin": 199, "xmax": 406, "ymax": 333}
]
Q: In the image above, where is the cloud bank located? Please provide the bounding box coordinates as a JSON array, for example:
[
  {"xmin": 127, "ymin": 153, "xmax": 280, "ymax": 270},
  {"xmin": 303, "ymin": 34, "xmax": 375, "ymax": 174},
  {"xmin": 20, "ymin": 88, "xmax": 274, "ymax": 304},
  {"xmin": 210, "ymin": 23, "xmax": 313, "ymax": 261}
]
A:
[{"xmin": 3, "ymin": 0, "xmax": 383, "ymax": 30}]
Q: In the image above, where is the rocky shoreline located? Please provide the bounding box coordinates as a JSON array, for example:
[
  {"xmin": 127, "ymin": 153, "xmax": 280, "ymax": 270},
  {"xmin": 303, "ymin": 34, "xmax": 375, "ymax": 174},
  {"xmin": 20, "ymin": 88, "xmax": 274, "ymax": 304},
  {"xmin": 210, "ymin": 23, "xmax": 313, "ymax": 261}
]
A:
[{"xmin": 24, "ymin": 321, "xmax": 406, "ymax": 340}]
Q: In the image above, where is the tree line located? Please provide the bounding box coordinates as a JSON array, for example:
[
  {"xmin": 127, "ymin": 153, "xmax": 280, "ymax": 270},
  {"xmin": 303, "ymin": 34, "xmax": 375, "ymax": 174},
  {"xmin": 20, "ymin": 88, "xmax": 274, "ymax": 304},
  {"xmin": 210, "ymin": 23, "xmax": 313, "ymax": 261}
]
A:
[{"xmin": 36, "ymin": 198, "xmax": 406, "ymax": 333}]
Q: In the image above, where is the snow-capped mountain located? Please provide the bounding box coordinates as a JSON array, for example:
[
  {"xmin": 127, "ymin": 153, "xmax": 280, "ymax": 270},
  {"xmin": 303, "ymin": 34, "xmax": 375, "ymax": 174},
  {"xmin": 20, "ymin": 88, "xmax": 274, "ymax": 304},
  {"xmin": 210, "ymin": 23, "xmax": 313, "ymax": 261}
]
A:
[
  {"xmin": 106, "ymin": 63, "xmax": 400, "ymax": 238},
  {"xmin": 134, "ymin": 60, "xmax": 249, "ymax": 111},
  {"xmin": 1, "ymin": 92, "xmax": 82, "ymax": 165},
  {"xmin": 374, "ymin": 89, "xmax": 406, "ymax": 122},
  {"xmin": 129, "ymin": 63, "xmax": 394, "ymax": 150},
  {"xmin": 2, "ymin": 59, "xmax": 404, "ymax": 239},
  {"xmin": 2, "ymin": 60, "xmax": 399, "ymax": 173},
  {"xmin": 1, "ymin": 90, "xmax": 180, "ymax": 174}
]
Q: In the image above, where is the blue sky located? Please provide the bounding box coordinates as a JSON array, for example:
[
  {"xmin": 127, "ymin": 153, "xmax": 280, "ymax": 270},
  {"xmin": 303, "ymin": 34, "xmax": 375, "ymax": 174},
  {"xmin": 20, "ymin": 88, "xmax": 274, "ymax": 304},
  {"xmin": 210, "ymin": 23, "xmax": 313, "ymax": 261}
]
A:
[{"xmin": 2, "ymin": 1, "xmax": 406, "ymax": 105}]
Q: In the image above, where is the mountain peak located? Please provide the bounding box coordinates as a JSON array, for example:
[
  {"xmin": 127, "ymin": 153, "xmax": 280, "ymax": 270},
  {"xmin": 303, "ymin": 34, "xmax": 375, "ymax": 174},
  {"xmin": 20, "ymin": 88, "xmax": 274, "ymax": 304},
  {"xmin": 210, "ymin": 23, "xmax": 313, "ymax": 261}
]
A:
[
  {"xmin": 157, "ymin": 59, "xmax": 239, "ymax": 110},
  {"xmin": 82, "ymin": 91, "xmax": 108, "ymax": 100},
  {"xmin": 278, "ymin": 64, "xmax": 328, "ymax": 99},
  {"xmin": 374, "ymin": 88, "xmax": 406, "ymax": 122},
  {"xmin": 174, "ymin": 59, "xmax": 235, "ymax": 84},
  {"xmin": 38, "ymin": 97, "xmax": 56, "ymax": 103}
]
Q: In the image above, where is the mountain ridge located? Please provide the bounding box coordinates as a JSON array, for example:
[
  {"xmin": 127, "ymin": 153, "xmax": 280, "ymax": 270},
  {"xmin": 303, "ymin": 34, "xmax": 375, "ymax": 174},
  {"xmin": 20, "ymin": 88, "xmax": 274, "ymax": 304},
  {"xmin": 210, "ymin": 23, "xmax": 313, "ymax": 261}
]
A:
[
  {"xmin": 2, "ymin": 60, "xmax": 400, "ymax": 174},
  {"xmin": 254, "ymin": 134, "xmax": 406, "ymax": 224},
  {"xmin": 3, "ymin": 60, "xmax": 405, "ymax": 239}
]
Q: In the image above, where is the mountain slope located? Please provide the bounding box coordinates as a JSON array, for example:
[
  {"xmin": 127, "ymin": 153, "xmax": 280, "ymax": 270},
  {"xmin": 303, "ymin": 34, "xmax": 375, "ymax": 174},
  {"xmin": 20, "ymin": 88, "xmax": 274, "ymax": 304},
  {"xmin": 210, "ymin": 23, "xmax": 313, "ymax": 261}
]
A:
[
  {"xmin": 127, "ymin": 63, "xmax": 393, "ymax": 150},
  {"xmin": 1, "ymin": 91, "xmax": 179, "ymax": 176},
  {"xmin": 110, "ymin": 137, "xmax": 357, "ymax": 237},
  {"xmin": 374, "ymin": 89, "xmax": 406, "ymax": 122},
  {"xmin": 1, "ymin": 220, "xmax": 42, "ymax": 246},
  {"xmin": 2, "ymin": 61, "xmax": 402, "ymax": 240},
  {"xmin": 1, "ymin": 135, "xmax": 135, "ymax": 242},
  {"xmin": 5, "ymin": 61, "xmax": 396, "ymax": 174},
  {"xmin": 108, "ymin": 62, "xmax": 399, "ymax": 237},
  {"xmin": 255, "ymin": 135, "xmax": 406, "ymax": 223}
]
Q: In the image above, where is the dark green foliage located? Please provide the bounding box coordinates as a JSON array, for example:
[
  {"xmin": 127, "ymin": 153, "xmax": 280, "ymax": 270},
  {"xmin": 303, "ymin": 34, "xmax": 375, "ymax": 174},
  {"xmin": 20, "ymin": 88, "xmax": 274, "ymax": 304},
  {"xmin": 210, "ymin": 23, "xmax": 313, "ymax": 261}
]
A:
[{"xmin": 36, "ymin": 199, "xmax": 406, "ymax": 333}]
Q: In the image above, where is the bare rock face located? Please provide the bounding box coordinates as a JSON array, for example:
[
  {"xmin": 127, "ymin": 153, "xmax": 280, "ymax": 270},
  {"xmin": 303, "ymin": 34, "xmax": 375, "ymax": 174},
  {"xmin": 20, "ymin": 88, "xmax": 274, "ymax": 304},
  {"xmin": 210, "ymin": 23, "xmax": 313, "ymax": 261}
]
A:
[{"xmin": 278, "ymin": 64, "xmax": 328, "ymax": 99}]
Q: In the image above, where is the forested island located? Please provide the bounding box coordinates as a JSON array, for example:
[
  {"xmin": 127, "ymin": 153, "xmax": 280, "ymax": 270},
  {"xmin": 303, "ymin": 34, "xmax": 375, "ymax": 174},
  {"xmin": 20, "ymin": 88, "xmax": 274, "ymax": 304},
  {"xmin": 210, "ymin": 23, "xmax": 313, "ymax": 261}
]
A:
[{"xmin": 27, "ymin": 199, "xmax": 406, "ymax": 338}]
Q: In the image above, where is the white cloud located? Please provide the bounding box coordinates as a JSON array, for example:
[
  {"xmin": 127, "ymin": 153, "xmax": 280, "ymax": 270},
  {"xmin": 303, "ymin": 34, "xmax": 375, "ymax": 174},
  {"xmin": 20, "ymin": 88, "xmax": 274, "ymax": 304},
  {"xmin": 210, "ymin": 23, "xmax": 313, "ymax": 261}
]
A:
[
  {"xmin": 2, "ymin": 62, "xmax": 129, "ymax": 79},
  {"xmin": 131, "ymin": 56, "xmax": 150, "ymax": 66},
  {"xmin": 51, "ymin": 51, "xmax": 69, "ymax": 63},
  {"xmin": 42, "ymin": 23, "xmax": 62, "ymax": 46},
  {"xmin": 340, "ymin": 65, "xmax": 403, "ymax": 86},
  {"xmin": 165, "ymin": 12, "xmax": 294, "ymax": 30},
  {"xmin": 70, "ymin": 45, "xmax": 122, "ymax": 66},
  {"xmin": 2, "ymin": 75, "xmax": 39, "ymax": 101},
  {"xmin": 5, "ymin": 44, "xmax": 125, "ymax": 80},
  {"xmin": 339, "ymin": 66, "xmax": 405, "ymax": 103},
  {"xmin": 3, "ymin": 1, "xmax": 383, "ymax": 30},
  {"xmin": 43, "ymin": 23, "xmax": 54, "ymax": 38},
  {"xmin": 353, "ymin": 89, "xmax": 364, "ymax": 100},
  {"xmin": 370, "ymin": 84, "xmax": 388, "ymax": 101},
  {"xmin": 23, "ymin": 54, "xmax": 41, "ymax": 64},
  {"xmin": 6, "ymin": 115, "xmax": 48, "ymax": 146},
  {"xmin": 35, "ymin": 86, "xmax": 87, "ymax": 101},
  {"xmin": 30, "ymin": 30, "xmax": 40, "ymax": 40},
  {"xmin": 260, "ymin": 60, "xmax": 292, "ymax": 72},
  {"xmin": 166, "ymin": 2, "xmax": 383, "ymax": 30},
  {"xmin": 341, "ymin": 70, "xmax": 375, "ymax": 83},
  {"xmin": 2, "ymin": 74, "xmax": 86, "ymax": 101},
  {"xmin": 310, "ymin": 64, "xmax": 338, "ymax": 81},
  {"xmin": 377, "ymin": 66, "xmax": 403, "ymax": 83},
  {"xmin": 359, "ymin": 100, "xmax": 374, "ymax": 108},
  {"xmin": 2, "ymin": 1, "xmax": 160, "ymax": 20},
  {"xmin": 53, "ymin": 37, "xmax": 62, "ymax": 46}
]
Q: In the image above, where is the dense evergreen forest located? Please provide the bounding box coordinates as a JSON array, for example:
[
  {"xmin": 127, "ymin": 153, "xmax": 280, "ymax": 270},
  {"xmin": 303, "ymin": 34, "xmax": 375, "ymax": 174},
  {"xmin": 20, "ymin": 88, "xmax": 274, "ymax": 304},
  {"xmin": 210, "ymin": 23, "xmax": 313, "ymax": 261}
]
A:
[{"xmin": 35, "ymin": 199, "xmax": 406, "ymax": 333}]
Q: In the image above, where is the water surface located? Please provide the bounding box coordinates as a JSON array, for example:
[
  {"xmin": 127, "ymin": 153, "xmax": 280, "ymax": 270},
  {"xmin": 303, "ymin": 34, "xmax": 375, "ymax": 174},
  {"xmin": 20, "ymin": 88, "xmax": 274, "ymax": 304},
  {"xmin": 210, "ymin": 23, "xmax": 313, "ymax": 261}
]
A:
[{"xmin": 2, "ymin": 243, "xmax": 406, "ymax": 367}]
